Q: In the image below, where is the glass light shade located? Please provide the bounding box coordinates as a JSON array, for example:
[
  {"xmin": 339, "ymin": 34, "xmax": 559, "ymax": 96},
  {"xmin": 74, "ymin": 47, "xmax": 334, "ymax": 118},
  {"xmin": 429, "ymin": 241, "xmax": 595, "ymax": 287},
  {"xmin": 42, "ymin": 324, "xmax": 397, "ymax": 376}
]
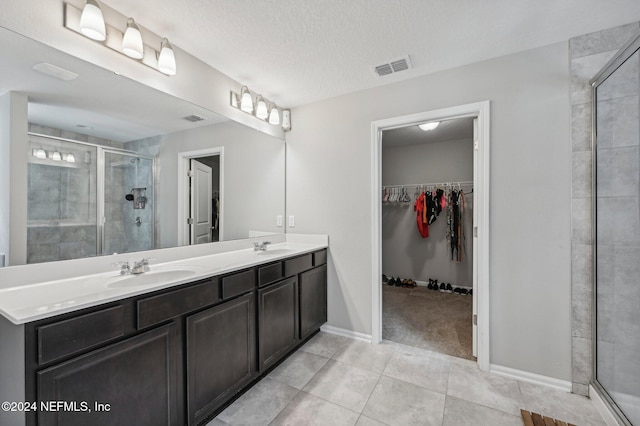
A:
[
  {"xmin": 122, "ymin": 18, "xmax": 144, "ymax": 59},
  {"xmin": 66, "ymin": 153, "xmax": 76, "ymax": 163},
  {"xmin": 157, "ymin": 38, "xmax": 176, "ymax": 75},
  {"xmin": 255, "ymin": 96, "xmax": 268, "ymax": 120},
  {"xmin": 418, "ymin": 121, "xmax": 440, "ymax": 131},
  {"xmin": 240, "ymin": 87, "xmax": 253, "ymax": 113},
  {"xmin": 50, "ymin": 151, "xmax": 62, "ymax": 161},
  {"xmin": 268, "ymin": 106, "xmax": 280, "ymax": 125},
  {"xmin": 34, "ymin": 148, "xmax": 47, "ymax": 159},
  {"xmin": 80, "ymin": 0, "xmax": 106, "ymax": 41}
]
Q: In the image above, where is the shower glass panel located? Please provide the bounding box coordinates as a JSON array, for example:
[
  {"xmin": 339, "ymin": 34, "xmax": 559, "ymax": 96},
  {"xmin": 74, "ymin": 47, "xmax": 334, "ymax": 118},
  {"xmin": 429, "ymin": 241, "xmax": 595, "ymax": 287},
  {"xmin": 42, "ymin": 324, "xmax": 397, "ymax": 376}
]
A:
[
  {"xmin": 102, "ymin": 151, "xmax": 154, "ymax": 256},
  {"xmin": 593, "ymin": 36, "xmax": 640, "ymax": 425},
  {"xmin": 27, "ymin": 135, "xmax": 98, "ymax": 263}
]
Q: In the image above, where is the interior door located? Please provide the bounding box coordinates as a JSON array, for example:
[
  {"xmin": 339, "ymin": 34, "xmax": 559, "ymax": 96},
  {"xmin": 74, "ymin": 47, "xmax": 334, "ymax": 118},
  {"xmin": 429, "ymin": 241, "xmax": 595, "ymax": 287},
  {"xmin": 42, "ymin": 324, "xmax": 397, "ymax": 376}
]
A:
[
  {"xmin": 189, "ymin": 159, "xmax": 212, "ymax": 245},
  {"xmin": 472, "ymin": 117, "xmax": 478, "ymax": 358}
]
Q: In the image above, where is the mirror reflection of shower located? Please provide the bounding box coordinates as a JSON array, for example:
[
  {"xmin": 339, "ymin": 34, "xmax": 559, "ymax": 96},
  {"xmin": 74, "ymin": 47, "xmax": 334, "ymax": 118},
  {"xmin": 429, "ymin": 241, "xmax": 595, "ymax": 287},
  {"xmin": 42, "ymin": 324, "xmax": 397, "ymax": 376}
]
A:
[{"xmin": 27, "ymin": 131, "xmax": 155, "ymax": 263}]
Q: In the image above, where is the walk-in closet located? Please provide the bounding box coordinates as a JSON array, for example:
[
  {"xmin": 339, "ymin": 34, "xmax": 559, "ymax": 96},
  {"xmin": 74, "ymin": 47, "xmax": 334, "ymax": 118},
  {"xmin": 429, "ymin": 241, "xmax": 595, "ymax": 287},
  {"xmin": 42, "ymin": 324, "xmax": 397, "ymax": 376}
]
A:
[{"xmin": 381, "ymin": 117, "xmax": 475, "ymax": 360}]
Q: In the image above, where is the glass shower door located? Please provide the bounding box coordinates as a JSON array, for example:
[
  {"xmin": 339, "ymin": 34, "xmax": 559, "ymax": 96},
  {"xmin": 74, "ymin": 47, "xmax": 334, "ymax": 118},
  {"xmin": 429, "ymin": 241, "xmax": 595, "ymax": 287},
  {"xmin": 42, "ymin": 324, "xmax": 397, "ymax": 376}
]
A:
[
  {"xmin": 102, "ymin": 151, "xmax": 154, "ymax": 256},
  {"xmin": 593, "ymin": 36, "xmax": 640, "ymax": 425}
]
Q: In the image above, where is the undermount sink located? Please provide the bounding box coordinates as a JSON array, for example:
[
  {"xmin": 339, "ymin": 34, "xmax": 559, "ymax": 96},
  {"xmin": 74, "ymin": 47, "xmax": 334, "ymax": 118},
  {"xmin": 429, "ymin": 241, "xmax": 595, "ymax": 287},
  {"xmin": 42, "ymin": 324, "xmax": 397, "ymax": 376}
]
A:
[
  {"xmin": 106, "ymin": 269, "xmax": 198, "ymax": 288},
  {"xmin": 256, "ymin": 248, "xmax": 295, "ymax": 255}
]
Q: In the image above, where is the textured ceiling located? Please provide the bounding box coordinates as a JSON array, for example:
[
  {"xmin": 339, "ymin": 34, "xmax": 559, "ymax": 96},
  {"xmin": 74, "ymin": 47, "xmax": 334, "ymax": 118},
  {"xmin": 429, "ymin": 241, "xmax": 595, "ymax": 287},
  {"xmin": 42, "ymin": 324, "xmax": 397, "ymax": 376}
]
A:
[{"xmin": 102, "ymin": 0, "xmax": 640, "ymax": 107}]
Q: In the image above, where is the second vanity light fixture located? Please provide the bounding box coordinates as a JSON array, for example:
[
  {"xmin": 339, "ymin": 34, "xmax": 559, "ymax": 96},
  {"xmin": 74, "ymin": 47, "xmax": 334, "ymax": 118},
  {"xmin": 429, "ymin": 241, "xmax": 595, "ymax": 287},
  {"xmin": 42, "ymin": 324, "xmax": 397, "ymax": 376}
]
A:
[
  {"xmin": 65, "ymin": 0, "xmax": 177, "ymax": 76},
  {"xmin": 231, "ymin": 86, "xmax": 291, "ymax": 131}
]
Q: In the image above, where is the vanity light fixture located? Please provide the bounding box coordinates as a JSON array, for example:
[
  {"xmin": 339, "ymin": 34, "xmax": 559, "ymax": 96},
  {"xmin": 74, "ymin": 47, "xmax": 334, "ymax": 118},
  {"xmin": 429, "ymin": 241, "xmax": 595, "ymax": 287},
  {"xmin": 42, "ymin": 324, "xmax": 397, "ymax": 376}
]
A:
[
  {"xmin": 50, "ymin": 151, "xmax": 63, "ymax": 161},
  {"xmin": 157, "ymin": 38, "xmax": 177, "ymax": 75},
  {"xmin": 418, "ymin": 121, "xmax": 440, "ymax": 131},
  {"xmin": 268, "ymin": 105, "xmax": 280, "ymax": 126},
  {"xmin": 34, "ymin": 148, "xmax": 47, "ymax": 159},
  {"xmin": 255, "ymin": 95, "xmax": 269, "ymax": 120},
  {"xmin": 79, "ymin": 0, "xmax": 106, "ymax": 41},
  {"xmin": 65, "ymin": 2, "xmax": 178, "ymax": 76},
  {"xmin": 122, "ymin": 18, "xmax": 144, "ymax": 59},
  {"xmin": 231, "ymin": 86, "xmax": 290, "ymax": 131},
  {"xmin": 240, "ymin": 86, "xmax": 254, "ymax": 113},
  {"xmin": 65, "ymin": 153, "xmax": 76, "ymax": 163}
]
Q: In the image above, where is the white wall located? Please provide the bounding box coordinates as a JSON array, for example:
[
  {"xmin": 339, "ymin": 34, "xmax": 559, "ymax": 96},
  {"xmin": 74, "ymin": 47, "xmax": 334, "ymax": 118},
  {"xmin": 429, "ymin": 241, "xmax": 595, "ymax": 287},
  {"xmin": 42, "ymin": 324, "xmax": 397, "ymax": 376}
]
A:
[
  {"xmin": 287, "ymin": 42, "xmax": 572, "ymax": 380},
  {"xmin": 382, "ymin": 138, "xmax": 473, "ymax": 287},
  {"xmin": 0, "ymin": 92, "xmax": 28, "ymax": 266},
  {"xmin": 154, "ymin": 121, "xmax": 285, "ymax": 247}
]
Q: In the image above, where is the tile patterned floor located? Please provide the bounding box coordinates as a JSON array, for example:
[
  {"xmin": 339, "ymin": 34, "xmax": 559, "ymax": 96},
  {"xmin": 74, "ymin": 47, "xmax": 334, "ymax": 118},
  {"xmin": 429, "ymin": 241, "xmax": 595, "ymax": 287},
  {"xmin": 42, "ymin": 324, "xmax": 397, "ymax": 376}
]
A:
[{"xmin": 210, "ymin": 333, "xmax": 607, "ymax": 426}]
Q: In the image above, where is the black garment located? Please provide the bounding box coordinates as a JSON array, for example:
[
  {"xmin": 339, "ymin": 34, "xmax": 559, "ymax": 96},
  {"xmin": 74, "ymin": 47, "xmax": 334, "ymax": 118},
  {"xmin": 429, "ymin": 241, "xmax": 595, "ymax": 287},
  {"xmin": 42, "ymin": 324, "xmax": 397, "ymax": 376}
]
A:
[
  {"xmin": 426, "ymin": 191, "xmax": 437, "ymax": 225},
  {"xmin": 435, "ymin": 189, "xmax": 444, "ymax": 215},
  {"xmin": 450, "ymin": 190, "xmax": 460, "ymax": 260}
]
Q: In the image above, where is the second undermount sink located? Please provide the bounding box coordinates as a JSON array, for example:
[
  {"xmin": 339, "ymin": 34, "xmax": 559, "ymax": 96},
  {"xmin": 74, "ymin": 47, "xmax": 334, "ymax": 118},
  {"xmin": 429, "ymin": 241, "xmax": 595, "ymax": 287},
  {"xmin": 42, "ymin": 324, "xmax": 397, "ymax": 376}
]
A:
[
  {"xmin": 106, "ymin": 268, "xmax": 198, "ymax": 288},
  {"xmin": 256, "ymin": 248, "xmax": 295, "ymax": 255}
]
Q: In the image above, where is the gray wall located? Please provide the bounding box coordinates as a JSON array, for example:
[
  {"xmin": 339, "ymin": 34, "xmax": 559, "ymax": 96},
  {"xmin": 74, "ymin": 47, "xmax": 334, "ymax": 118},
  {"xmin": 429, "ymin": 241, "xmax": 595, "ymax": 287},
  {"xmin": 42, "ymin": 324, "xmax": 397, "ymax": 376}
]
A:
[
  {"xmin": 0, "ymin": 92, "xmax": 28, "ymax": 266},
  {"xmin": 382, "ymin": 138, "xmax": 473, "ymax": 286},
  {"xmin": 568, "ymin": 22, "xmax": 640, "ymax": 396},
  {"xmin": 287, "ymin": 42, "xmax": 572, "ymax": 380},
  {"xmin": 151, "ymin": 121, "xmax": 285, "ymax": 247}
]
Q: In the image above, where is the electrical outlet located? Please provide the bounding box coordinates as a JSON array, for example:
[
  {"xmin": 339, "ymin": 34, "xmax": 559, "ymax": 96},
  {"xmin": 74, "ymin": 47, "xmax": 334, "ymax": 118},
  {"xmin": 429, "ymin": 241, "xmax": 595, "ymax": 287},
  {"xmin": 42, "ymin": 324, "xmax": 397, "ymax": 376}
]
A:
[
  {"xmin": 276, "ymin": 215, "xmax": 283, "ymax": 227},
  {"xmin": 288, "ymin": 215, "xmax": 295, "ymax": 227}
]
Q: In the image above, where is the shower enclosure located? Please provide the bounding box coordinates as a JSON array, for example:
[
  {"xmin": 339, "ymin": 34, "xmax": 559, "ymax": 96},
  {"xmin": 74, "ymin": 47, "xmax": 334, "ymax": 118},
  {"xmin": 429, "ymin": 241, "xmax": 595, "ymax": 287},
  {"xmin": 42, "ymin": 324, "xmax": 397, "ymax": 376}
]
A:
[
  {"xmin": 27, "ymin": 133, "xmax": 155, "ymax": 263},
  {"xmin": 592, "ymin": 32, "xmax": 640, "ymax": 425}
]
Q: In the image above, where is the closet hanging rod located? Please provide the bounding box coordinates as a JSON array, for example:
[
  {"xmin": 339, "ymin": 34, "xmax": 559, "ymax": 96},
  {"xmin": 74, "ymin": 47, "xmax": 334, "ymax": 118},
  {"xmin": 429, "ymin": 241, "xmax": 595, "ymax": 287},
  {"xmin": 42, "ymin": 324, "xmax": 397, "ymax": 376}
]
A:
[{"xmin": 383, "ymin": 181, "xmax": 473, "ymax": 189}]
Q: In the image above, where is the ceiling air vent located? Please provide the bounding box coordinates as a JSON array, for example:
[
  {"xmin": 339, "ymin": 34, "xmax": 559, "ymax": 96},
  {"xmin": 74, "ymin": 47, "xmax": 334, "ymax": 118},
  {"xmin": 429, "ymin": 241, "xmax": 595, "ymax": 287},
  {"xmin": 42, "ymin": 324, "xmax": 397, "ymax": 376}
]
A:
[
  {"xmin": 373, "ymin": 55, "xmax": 412, "ymax": 77},
  {"xmin": 183, "ymin": 114, "xmax": 205, "ymax": 123}
]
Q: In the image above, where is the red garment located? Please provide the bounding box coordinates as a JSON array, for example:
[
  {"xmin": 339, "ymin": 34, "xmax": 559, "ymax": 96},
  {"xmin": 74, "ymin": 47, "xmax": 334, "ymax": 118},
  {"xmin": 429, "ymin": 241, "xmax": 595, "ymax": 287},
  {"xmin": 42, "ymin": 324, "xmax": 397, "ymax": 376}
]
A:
[{"xmin": 414, "ymin": 193, "xmax": 429, "ymax": 238}]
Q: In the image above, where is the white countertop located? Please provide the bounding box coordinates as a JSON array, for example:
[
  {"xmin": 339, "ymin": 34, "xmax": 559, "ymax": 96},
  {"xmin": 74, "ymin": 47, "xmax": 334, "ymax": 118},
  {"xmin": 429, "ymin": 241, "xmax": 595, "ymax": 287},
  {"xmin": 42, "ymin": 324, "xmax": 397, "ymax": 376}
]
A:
[{"xmin": 0, "ymin": 240, "xmax": 327, "ymax": 325}]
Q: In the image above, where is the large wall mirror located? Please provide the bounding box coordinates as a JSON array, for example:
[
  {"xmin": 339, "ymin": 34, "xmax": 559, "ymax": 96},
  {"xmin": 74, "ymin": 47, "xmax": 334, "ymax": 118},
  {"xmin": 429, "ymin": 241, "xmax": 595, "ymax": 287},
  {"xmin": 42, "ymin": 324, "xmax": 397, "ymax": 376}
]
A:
[{"xmin": 0, "ymin": 26, "xmax": 285, "ymax": 266}]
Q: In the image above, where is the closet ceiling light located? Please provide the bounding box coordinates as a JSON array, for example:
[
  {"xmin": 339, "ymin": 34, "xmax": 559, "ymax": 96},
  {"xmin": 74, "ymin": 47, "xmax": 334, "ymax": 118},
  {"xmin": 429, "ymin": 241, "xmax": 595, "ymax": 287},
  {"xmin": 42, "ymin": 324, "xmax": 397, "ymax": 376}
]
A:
[
  {"xmin": 240, "ymin": 87, "xmax": 254, "ymax": 113},
  {"xmin": 418, "ymin": 121, "xmax": 440, "ymax": 131},
  {"xmin": 268, "ymin": 106, "xmax": 280, "ymax": 125},
  {"xmin": 79, "ymin": 0, "xmax": 106, "ymax": 41},
  {"xmin": 157, "ymin": 38, "xmax": 177, "ymax": 75},
  {"xmin": 122, "ymin": 18, "xmax": 144, "ymax": 59},
  {"xmin": 255, "ymin": 96, "xmax": 269, "ymax": 120}
]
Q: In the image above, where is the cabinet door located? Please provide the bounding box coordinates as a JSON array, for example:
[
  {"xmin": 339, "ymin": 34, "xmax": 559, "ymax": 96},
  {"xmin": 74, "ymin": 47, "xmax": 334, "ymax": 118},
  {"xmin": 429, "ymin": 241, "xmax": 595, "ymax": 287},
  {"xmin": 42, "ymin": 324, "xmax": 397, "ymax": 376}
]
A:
[
  {"xmin": 186, "ymin": 292, "xmax": 257, "ymax": 426},
  {"xmin": 258, "ymin": 276, "xmax": 298, "ymax": 371},
  {"xmin": 37, "ymin": 323, "xmax": 180, "ymax": 426},
  {"xmin": 299, "ymin": 265, "xmax": 327, "ymax": 339}
]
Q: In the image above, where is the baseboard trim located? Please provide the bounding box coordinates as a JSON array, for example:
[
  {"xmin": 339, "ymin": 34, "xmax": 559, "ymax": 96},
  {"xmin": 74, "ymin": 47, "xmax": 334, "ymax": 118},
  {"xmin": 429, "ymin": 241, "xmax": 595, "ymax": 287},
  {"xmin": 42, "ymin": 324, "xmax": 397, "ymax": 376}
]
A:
[
  {"xmin": 320, "ymin": 324, "xmax": 372, "ymax": 343},
  {"xmin": 589, "ymin": 385, "xmax": 625, "ymax": 426},
  {"xmin": 489, "ymin": 364, "xmax": 572, "ymax": 392}
]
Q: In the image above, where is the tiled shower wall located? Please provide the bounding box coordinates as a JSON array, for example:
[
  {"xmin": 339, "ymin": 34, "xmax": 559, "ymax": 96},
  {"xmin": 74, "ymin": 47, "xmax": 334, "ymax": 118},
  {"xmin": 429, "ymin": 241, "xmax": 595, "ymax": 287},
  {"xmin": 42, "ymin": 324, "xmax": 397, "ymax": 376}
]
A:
[{"xmin": 569, "ymin": 22, "xmax": 640, "ymax": 396}]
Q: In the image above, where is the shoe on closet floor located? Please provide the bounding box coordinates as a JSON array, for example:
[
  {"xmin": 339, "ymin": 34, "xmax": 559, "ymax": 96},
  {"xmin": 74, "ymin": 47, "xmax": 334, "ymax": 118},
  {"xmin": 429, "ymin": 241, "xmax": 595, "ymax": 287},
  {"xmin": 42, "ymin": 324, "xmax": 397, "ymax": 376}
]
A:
[
  {"xmin": 446, "ymin": 283, "xmax": 453, "ymax": 293},
  {"xmin": 439, "ymin": 283, "xmax": 446, "ymax": 292},
  {"xmin": 460, "ymin": 288, "xmax": 469, "ymax": 295},
  {"xmin": 395, "ymin": 278, "xmax": 403, "ymax": 287},
  {"xmin": 382, "ymin": 274, "xmax": 389, "ymax": 284},
  {"xmin": 454, "ymin": 287, "xmax": 461, "ymax": 294}
]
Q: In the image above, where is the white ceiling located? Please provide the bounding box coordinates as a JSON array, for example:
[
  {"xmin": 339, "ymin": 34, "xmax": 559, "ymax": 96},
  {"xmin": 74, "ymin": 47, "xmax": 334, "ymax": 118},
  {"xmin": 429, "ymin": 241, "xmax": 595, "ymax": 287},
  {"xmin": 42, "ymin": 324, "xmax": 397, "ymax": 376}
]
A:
[
  {"xmin": 0, "ymin": 26, "xmax": 226, "ymax": 142},
  {"xmin": 103, "ymin": 0, "xmax": 640, "ymax": 108},
  {"xmin": 382, "ymin": 117, "xmax": 474, "ymax": 148}
]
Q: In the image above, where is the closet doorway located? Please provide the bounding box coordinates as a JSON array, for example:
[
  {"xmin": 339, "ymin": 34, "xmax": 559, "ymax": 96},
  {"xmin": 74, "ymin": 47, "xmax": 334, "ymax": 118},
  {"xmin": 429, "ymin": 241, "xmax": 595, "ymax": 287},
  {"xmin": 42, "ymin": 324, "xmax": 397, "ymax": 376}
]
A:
[{"xmin": 371, "ymin": 101, "xmax": 490, "ymax": 370}]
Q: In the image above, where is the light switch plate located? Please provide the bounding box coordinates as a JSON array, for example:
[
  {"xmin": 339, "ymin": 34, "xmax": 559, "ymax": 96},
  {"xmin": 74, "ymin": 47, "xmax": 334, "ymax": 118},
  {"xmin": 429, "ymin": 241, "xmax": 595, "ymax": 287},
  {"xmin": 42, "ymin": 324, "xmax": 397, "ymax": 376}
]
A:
[
  {"xmin": 288, "ymin": 215, "xmax": 295, "ymax": 227},
  {"xmin": 277, "ymin": 215, "xmax": 283, "ymax": 227}
]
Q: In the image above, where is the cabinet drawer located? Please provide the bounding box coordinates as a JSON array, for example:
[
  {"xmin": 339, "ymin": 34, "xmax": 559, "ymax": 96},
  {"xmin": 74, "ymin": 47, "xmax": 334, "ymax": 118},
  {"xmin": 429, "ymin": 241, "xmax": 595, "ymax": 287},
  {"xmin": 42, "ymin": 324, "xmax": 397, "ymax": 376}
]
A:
[
  {"xmin": 258, "ymin": 262, "xmax": 283, "ymax": 287},
  {"xmin": 313, "ymin": 249, "xmax": 327, "ymax": 266},
  {"xmin": 221, "ymin": 269, "xmax": 256, "ymax": 299},
  {"xmin": 284, "ymin": 254, "xmax": 313, "ymax": 277},
  {"xmin": 38, "ymin": 305, "xmax": 125, "ymax": 365},
  {"xmin": 137, "ymin": 278, "xmax": 219, "ymax": 329}
]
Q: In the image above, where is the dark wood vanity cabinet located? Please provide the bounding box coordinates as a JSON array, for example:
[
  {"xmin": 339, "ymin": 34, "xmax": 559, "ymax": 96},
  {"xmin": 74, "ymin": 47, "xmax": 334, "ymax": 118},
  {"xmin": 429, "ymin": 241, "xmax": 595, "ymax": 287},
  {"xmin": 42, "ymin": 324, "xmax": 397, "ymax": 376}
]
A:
[
  {"xmin": 258, "ymin": 276, "xmax": 299, "ymax": 371},
  {"xmin": 37, "ymin": 323, "xmax": 181, "ymax": 426},
  {"xmin": 186, "ymin": 292, "xmax": 257, "ymax": 426},
  {"xmin": 23, "ymin": 249, "xmax": 327, "ymax": 426}
]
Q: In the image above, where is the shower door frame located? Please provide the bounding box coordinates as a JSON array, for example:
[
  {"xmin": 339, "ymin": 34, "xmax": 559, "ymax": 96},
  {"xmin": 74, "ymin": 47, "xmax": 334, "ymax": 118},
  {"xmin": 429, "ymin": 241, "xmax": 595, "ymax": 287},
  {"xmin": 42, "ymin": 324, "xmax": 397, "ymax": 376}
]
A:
[
  {"xmin": 98, "ymin": 148, "xmax": 156, "ymax": 256},
  {"xmin": 589, "ymin": 30, "xmax": 640, "ymax": 426}
]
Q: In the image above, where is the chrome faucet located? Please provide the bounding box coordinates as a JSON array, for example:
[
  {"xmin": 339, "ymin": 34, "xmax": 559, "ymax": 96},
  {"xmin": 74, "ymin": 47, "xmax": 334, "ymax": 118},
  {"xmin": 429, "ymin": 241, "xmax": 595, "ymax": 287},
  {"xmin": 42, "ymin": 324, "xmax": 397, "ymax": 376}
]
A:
[
  {"xmin": 115, "ymin": 261, "xmax": 130, "ymax": 275},
  {"xmin": 131, "ymin": 258, "xmax": 151, "ymax": 274},
  {"xmin": 253, "ymin": 241, "xmax": 272, "ymax": 251}
]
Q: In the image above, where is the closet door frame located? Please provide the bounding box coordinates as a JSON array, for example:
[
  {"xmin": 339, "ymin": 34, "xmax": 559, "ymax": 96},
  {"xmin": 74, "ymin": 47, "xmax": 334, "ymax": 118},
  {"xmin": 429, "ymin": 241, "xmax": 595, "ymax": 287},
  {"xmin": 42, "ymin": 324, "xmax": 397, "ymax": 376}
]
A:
[{"xmin": 370, "ymin": 101, "xmax": 491, "ymax": 371}]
